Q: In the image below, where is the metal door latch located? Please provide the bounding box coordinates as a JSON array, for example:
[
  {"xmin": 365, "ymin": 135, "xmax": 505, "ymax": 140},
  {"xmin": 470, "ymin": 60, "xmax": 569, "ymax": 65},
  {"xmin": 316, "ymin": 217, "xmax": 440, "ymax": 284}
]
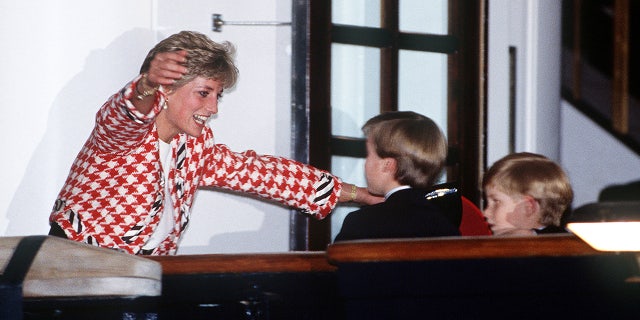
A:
[{"xmin": 212, "ymin": 13, "xmax": 291, "ymax": 32}]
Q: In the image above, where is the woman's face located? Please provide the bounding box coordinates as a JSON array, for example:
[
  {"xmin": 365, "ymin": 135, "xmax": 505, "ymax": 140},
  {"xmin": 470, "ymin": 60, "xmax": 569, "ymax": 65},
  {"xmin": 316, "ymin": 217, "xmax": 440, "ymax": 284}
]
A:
[{"xmin": 157, "ymin": 76, "xmax": 223, "ymax": 142}]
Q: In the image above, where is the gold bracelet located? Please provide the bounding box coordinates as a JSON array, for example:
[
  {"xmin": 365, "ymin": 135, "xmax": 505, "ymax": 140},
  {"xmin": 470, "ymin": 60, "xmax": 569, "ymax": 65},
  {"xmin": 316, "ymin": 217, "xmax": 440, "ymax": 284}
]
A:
[
  {"xmin": 350, "ymin": 184, "xmax": 357, "ymax": 202},
  {"xmin": 136, "ymin": 74, "xmax": 158, "ymax": 100}
]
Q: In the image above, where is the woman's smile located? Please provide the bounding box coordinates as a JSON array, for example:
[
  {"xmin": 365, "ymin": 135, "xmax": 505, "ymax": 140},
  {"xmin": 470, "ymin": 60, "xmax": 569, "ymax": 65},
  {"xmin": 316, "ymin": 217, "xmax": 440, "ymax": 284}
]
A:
[{"xmin": 193, "ymin": 114, "xmax": 210, "ymax": 125}]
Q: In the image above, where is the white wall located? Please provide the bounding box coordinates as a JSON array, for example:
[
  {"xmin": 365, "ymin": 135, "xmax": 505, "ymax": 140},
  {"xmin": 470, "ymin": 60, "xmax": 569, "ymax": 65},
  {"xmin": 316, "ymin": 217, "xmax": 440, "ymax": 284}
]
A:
[
  {"xmin": 487, "ymin": 0, "xmax": 561, "ymax": 164},
  {"xmin": 0, "ymin": 0, "xmax": 293, "ymax": 254},
  {"xmin": 0, "ymin": 0, "xmax": 155, "ymax": 236},
  {"xmin": 561, "ymin": 102, "xmax": 640, "ymax": 207}
]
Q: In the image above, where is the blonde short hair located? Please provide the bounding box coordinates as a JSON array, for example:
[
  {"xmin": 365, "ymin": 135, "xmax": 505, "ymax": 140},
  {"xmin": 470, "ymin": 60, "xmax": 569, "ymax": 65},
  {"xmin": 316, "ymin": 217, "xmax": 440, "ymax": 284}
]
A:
[
  {"xmin": 482, "ymin": 152, "xmax": 574, "ymax": 226},
  {"xmin": 363, "ymin": 111, "xmax": 447, "ymax": 188}
]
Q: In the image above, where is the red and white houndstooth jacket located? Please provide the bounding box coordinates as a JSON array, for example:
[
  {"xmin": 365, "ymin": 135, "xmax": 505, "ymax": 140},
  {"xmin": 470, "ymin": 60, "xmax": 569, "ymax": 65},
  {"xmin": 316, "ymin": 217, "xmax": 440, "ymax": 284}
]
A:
[{"xmin": 50, "ymin": 75, "xmax": 343, "ymax": 255}]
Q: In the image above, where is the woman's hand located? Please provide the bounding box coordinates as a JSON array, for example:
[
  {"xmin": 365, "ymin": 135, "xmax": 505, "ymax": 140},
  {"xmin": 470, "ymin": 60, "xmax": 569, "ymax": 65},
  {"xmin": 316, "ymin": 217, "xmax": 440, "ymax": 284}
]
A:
[
  {"xmin": 133, "ymin": 50, "xmax": 188, "ymax": 114},
  {"xmin": 339, "ymin": 183, "xmax": 384, "ymax": 205},
  {"xmin": 146, "ymin": 50, "xmax": 188, "ymax": 88}
]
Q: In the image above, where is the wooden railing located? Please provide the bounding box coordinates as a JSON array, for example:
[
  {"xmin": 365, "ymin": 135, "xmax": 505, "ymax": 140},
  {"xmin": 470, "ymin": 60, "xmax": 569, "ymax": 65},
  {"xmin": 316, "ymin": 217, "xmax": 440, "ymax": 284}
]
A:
[
  {"xmin": 149, "ymin": 251, "xmax": 335, "ymax": 275},
  {"xmin": 149, "ymin": 234, "xmax": 613, "ymax": 274},
  {"xmin": 326, "ymin": 234, "xmax": 605, "ymax": 263}
]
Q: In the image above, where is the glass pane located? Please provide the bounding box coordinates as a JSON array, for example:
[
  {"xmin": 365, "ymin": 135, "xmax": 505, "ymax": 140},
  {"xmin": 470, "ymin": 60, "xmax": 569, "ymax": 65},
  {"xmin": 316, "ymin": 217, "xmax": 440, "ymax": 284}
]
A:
[
  {"xmin": 330, "ymin": 155, "xmax": 366, "ymax": 241},
  {"xmin": 400, "ymin": 0, "xmax": 448, "ymax": 34},
  {"xmin": 398, "ymin": 50, "xmax": 448, "ymax": 134},
  {"xmin": 331, "ymin": 43, "xmax": 381, "ymax": 137},
  {"xmin": 332, "ymin": 0, "xmax": 380, "ymax": 27}
]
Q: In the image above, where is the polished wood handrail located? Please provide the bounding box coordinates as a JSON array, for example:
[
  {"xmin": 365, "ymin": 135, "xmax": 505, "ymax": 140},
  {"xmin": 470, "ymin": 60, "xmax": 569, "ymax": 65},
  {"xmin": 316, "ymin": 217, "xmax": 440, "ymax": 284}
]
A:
[
  {"xmin": 148, "ymin": 235, "xmax": 629, "ymax": 275},
  {"xmin": 148, "ymin": 251, "xmax": 335, "ymax": 275},
  {"xmin": 326, "ymin": 234, "xmax": 607, "ymax": 264}
]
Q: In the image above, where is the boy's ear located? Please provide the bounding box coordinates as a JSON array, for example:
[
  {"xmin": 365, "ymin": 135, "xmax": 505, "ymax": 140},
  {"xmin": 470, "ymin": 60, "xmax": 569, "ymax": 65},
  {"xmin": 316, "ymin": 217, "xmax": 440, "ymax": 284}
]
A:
[
  {"xmin": 522, "ymin": 195, "xmax": 540, "ymax": 217},
  {"xmin": 383, "ymin": 158, "xmax": 397, "ymax": 173}
]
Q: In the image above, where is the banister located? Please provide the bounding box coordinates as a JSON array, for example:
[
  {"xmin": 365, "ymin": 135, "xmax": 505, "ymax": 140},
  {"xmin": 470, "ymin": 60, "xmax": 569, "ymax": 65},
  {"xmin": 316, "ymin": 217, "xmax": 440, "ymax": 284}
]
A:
[{"xmin": 327, "ymin": 234, "xmax": 609, "ymax": 264}]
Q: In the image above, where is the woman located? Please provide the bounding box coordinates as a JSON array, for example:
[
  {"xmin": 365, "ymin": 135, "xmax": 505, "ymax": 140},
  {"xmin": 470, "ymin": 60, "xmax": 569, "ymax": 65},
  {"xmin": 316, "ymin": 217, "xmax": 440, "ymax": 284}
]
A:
[{"xmin": 49, "ymin": 31, "xmax": 379, "ymax": 255}]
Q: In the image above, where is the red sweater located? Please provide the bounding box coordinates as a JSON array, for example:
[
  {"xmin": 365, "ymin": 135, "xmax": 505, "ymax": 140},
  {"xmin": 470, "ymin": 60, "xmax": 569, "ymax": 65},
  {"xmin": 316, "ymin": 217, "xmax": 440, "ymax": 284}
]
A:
[{"xmin": 50, "ymin": 76, "xmax": 342, "ymax": 255}]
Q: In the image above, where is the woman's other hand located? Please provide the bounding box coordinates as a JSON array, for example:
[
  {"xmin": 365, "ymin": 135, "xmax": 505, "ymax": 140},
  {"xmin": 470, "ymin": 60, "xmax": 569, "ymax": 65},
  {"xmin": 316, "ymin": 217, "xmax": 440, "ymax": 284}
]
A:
[
  {"xmin": 133, "ymin": 50, "xmax": 189, "ymax": 114},
  {"xmin": 146, "ymin": 50, "xmax": 189, "ymax": 88}
]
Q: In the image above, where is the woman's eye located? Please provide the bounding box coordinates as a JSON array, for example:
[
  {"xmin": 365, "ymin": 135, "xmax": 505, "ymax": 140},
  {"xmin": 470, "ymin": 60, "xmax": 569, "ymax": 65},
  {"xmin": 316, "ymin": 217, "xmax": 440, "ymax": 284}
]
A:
[
  {"xmin": 217, "ymin": 93, "xmax": 223, "ymax": 100},
  {"xmin": 199, "ymin": 91, "xmax": 210, "ymax": 98}
]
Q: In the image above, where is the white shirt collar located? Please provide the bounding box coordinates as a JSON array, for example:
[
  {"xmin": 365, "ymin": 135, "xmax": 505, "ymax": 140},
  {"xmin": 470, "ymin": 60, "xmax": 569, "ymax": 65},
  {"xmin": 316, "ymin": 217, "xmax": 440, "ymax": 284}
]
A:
[{"xmin": 384, "ymin": 185, "xmax": 411, "ymax": 200}]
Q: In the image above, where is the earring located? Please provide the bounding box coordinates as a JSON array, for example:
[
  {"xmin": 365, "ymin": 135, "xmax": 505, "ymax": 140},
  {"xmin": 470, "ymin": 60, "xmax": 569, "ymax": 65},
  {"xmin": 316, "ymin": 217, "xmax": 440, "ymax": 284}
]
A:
[{"xmin": 163, "ymin": 96, "xmax": 169, "ymax": 110}]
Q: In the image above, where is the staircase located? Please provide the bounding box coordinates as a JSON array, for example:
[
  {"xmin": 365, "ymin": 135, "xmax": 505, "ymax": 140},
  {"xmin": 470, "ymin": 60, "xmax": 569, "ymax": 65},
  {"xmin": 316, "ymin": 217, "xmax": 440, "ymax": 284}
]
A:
[{"xmin": 561, "ymin": 0, "xmax": 640, "ymax": 154}]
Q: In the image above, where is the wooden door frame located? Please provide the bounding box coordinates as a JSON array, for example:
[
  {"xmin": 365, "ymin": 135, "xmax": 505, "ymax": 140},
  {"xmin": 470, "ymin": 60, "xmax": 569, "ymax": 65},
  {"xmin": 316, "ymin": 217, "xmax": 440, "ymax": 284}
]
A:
[{"xmin": 290, "ymin": 0, "xmax": 485, "ymax": 251}]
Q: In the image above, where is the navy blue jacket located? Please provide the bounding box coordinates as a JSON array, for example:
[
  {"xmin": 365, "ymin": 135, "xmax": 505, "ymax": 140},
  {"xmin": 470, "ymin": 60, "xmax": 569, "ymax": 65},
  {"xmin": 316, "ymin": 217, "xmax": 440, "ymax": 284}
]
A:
[{"xmin": 334, "ymin": 187, "xmax": 461, "ymax": 242}]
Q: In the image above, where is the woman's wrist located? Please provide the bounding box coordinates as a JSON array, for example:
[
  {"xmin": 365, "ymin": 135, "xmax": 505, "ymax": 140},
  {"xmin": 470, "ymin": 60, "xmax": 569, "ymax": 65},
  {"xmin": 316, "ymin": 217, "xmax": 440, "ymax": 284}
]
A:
[
  {"xmin": 136, "ymin": 74, "xmax": 158, "ymax": 100},
  {"xmin": 339, "ymin": 183, "xmax": 358, "ymax": 203},
  {"xmin": 349, "ymin": 184, "xmax": 357, "ymax": 202}
]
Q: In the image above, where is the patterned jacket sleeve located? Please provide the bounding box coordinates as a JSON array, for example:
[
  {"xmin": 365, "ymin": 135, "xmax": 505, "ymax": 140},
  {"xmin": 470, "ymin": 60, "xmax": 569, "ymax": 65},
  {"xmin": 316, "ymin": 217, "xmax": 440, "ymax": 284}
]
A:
[
  {"xmin": 200, "ymin": 143, "xmax": 343, "ymax": 219},
  {"xmin": 90, "ymin": 75, "xmax": 165, "ymax": 154}
]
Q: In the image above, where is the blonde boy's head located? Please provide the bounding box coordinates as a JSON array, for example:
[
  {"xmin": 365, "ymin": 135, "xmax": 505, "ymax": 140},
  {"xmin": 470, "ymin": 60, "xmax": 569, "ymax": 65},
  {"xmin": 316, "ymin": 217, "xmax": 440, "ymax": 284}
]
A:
[
  {"xmin": 482, "ymin": 152, "xmax": 573, "ymax": 226},
  {"xmin": 363, "ymin": 111, "xmax": 447, "ymax": 188}
]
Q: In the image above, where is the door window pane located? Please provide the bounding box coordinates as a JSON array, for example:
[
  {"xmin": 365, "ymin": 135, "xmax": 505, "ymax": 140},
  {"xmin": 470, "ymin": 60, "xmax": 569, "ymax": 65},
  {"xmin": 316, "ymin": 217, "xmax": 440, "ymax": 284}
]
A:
[
  {"xmin": 398, "ymin": 50, "xmax": 448, "ymax": 134},
  {"xmin": 400, "ymin": 0, "xmax": 448, "ymax": 34},
  {"xmin": 333, "ymin": 0, "xmax": 380, "ymax": 27},
  {"xmin": 331, "ymin": 43, "xmax": 381, "ymax": 137}
]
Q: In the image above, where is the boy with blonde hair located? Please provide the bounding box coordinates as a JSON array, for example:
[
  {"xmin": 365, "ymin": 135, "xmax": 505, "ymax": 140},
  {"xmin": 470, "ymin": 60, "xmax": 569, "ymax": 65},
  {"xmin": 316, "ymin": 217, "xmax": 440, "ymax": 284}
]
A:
[
  {"xmin": 334, "ymin": 111, "xmax": 460, "ymax": 242},
  {"xmin": 482, "ymin": 152, "xmax": 574, "ymax": 235}
]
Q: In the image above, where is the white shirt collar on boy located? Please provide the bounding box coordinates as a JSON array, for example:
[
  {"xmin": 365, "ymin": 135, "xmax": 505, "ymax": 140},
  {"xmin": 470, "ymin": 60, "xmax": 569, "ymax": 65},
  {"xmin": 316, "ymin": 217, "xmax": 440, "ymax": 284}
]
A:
[{"xmin": 385, "ymin": 185, "xmax": 411, "ymax": 200}]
